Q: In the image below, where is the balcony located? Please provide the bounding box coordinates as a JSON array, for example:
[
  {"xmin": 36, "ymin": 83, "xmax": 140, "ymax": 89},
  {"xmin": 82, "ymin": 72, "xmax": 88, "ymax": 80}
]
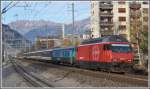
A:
[
  {"xmin": 130, "ymin": 10, "xmax": 141, "ymax": 18},
  {"xmin": 143, "ymin": 21, "xmax": 148, "ymax": 26},
  {"xmin": 143, "ymin": 17, "xmax": 148, "ymax": 22},
  {"xmin": 118, "ymin": 29, "xmax": 126, "ymax": 34},
  {"xmin": 129, "ymin": 2, "xmax": 141, "ymax": 10},
  {"xmin": 100, "ymin": 12, "xmax": 113, "ymax": 17},
  {"xmin": 100, "ymin": 21, "xmax": 113, "ymax": 26},
  {"xmin": 100, "ymin": 30, "xmax": 113, "ymax": 35},
  {"xmin": 143, "ymin": 8, "xmax": 148, "ymax": 13},
  {"xmin": 143, "ymin": 13, "xmax": 148, "ymax": 17},
  {"xmin": 99, "ymin": 3, "xmax": 113, "ymax": 9}
]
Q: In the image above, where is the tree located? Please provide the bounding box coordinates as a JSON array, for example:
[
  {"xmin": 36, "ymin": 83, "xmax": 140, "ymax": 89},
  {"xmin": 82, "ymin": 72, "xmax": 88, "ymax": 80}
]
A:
[
  {"xmin": 74, "ymin": 41, "xmax": 80, "ymax": 46},
  {"xmin": 63, "ymin": 39, "xmax": 73, "ymax": 47},
  {"xmin": 140, "ymin": 29, "xmax": 148, "ymax": 54},
  {"xmin": 36, "ymin": 37, "xmax": 41, "ymax": 49}
]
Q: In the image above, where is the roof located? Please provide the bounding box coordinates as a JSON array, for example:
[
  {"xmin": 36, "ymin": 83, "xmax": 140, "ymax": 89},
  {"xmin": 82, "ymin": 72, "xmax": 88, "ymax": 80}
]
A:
[
  {"xmin": 81, "ymin": 35, "xmax": 128, "ymax": 45},
  {"xmin": 52, "ymin": 46, "xmax": 76, "ymax": 51}
]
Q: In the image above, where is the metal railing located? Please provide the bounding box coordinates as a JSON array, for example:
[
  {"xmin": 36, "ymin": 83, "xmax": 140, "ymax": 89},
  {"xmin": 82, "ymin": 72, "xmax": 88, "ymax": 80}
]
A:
[
  {"xmin": 100, "ymin": 4, "xmax": 113, "ymax": 8},
  {"xmin": 100, "ymin": 21, "xmax": 113, "ymax": 26},
  {"xmin": 100, "ymin": 12, "xmax": 113, "ymax": 16}
]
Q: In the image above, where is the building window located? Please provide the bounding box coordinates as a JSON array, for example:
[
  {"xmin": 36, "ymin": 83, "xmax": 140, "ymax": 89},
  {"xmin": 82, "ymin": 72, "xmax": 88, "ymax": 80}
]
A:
[
  {"xmin": 118, "ymin": 8, "xmax": 126, "ymax": 13},
  {"xmin": 143, "ymin": 1, "xmax": 148, "ymax": 4},
  {"xmin": 143, "ymin": 17, "xmax": 148, "ymax": 22},
  {"xmin": 92, "ymin": 11, "xmax": 94, "ymax": 15},
  {"xmin": 143, "ymin": 8, "xmax": 148, "ymax": 13},
  {"xmin": 143, "ymin": 25, "xmax": 148, "ymax": 30},
  {"xmin": 118, "ymin": 1, "xmax": 125, "ymax": 4},
  {"xmin": 119, "ymin": 17, "xmax": 126, "ymax": 21},
  {"xmin": 119, "ymin": 25, "xmax": 126, "ymax": 30}
]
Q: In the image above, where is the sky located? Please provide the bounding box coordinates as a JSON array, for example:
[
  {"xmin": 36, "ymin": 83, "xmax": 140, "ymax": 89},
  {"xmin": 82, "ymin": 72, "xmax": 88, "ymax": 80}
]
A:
[{"xmin": 1, "ymin": 1, "xmax": 90, "ymax": 24}]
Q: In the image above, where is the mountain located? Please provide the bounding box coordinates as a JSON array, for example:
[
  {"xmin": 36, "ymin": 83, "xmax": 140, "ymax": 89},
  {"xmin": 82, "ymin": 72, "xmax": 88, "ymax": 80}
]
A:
[
  {"xmin": 9, "ymin": 20, "xmax": 62, "ymax": 35},
  {"xmin": 65, "ymin": 18, "xmax": 90, "ymax": 35},
  {"xmin": 25, "ymin": 25, "xmax": 62, "ymax": 43},
  {"xmin": 2, "ymin": 24, "xmax": 32, "ymax": 51},
  {"xmin": 8, "ymin": 18, "xmax": 90, "ymax": 43}
]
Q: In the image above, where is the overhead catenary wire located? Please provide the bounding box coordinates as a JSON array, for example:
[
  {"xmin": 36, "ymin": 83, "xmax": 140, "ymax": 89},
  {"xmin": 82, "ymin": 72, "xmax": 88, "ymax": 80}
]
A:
[
  {"xmin": 2, "ymin": 1, "xmax": 19, "ymax": 14},
  {"xmin": 2, "ymin": 1, "xmax": 13, "ymax": 12}
]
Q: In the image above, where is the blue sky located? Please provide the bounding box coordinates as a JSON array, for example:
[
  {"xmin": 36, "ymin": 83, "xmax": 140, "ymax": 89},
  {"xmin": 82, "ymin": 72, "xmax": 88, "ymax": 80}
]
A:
[{"xmin": 1, "ymin": 1, "xmax": 90, "ymax": 24}]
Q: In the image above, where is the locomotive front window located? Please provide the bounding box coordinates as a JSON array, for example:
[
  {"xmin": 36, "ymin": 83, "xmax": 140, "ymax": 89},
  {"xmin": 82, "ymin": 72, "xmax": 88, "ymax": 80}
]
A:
[
  {"xmin": 103, "ymin": 44, "xmax": 111, "ymax": 50},
  {"xmin": 110, "ymin": 44, "xmax": 132, "ymax": 53}
]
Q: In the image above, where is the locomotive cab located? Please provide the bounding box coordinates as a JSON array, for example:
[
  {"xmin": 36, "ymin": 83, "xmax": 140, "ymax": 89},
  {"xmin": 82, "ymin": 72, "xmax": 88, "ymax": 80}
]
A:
[
  {"xmin": 103, "ymin": 44, "xmax": 133, "ymax": 63},
  {"xmin": 103, "ymin": 43, "xmax": 133, "ymax": 72},
  {"xmin": 77, "ymin": 35, "xmax": 134, "ymax": 73}
]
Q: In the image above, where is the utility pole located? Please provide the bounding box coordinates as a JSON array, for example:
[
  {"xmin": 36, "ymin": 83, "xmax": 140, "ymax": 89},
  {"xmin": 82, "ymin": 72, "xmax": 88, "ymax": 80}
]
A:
[
  {"xmin": 72, "ymin": 3, "xmax": 75, "ymax": 45},
  {"xmin": 62, "ymin": 24, "xmax": 65, "ymax": 39},
  {"xmin": 72, "ymin": 3, "xmax": 75, "ymax": 35},
  {"xmin": 136, "ymin": 32, "xmax": 142, "ymax": 65},
  {"xmin": 47, "ymin": 33, "xmax": 49, "ymax": 49},
  {"xmin": 46, "ymin": 24, "xmax": 49, "ymax": 49}
]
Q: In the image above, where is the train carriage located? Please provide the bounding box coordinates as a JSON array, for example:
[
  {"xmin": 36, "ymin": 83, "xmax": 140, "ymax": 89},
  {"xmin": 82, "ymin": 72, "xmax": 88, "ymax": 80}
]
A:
[
  {"xmin": 52, "ymin": 46, "xmax": 76, "ymax": 64},
  {"xmin": 23, "ymin": 49, "xmax": 52, "ymax": 61}
]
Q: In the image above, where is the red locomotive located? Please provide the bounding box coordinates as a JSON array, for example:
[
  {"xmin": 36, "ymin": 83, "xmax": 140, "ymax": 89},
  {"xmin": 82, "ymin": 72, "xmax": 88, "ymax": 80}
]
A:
[{"xmin": 76, "ymin": 35, "xmax": 133, "ymax": 72}]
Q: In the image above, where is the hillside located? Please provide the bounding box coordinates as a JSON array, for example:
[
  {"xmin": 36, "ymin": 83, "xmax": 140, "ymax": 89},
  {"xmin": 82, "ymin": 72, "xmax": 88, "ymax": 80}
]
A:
[{"xmin": 8, "ymin": 18, "xmax": 90, "ymax": 43}]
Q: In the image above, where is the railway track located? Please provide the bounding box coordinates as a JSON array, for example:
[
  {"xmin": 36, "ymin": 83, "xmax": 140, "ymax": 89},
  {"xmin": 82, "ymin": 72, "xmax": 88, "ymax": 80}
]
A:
[
  {"xmin": 9, "ymin": 57, "xmax": 55, "ymax": 87},
  {"xmin": 20, "ymin": 58, "xmax": 148, "ymax": 87},
  {"xmin": 46, "ymin": 63, "xmax": 148, "ymax": 86}
]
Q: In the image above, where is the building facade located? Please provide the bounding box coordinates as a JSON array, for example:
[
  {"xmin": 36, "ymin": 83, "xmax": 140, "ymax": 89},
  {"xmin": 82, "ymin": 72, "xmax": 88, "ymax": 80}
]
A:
[
  {"xmin": 113, "ymin": 1, "xmax": 130, "ymax": 41},
  {"xmin": 90, "ymin": 1, "xmax": 149, "ymax": 41},
  {"xmin": 91, "ymin": 1, "xmax": 100, "ymax": 38},
  {"xmin": 35, "ymin": 36, "xmax": 61, "ymax": 50},
  {"xmin": 91, "ymin": 1, "xmax": 113, "ymax": 38}
]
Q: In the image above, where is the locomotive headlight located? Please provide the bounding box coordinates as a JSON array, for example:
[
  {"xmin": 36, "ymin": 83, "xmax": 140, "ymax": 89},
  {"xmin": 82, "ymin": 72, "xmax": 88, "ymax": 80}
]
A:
[
  {"xmin": 127, "ymin": 59, "xmax": 131, "ymax": 62},
  {"xmin": 120, "ymin": 58, "xmax": 125, "ymax": 60}
]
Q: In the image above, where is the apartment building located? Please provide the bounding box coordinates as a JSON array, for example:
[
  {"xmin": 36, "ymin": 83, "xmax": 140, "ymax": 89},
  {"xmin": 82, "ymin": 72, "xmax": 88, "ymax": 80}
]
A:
[
  {"xmin": 91, "ymin": 1, "xmax": 149, "ymax": 41},
  {"xmin": 113, "ymin": 1, "xmax": 130, "ymax": 40},
  {"xmin": 91, "ymin": 1, "xmax": 113, "ymax": 38},
  {"xmin": 91, "ymin": 1, "xmax": 100, "ymax": 38}
]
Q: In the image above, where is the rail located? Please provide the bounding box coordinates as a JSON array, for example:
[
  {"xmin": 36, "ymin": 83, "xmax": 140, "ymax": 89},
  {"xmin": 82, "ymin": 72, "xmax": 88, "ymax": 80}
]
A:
[
  {"xmin": 8, "ymin": 56, "xmax": 55, "ymax": 87},
  {"xmin": 21, "ymin": 58, "xmax": 148, "ymax": 87}
]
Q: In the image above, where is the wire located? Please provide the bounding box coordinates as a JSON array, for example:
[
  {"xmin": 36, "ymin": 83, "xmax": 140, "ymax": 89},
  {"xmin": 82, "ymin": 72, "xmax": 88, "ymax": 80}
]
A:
[
  {"xmin": 2, "ymin": 1, "xmax": 13, "ymax": 11},
  {"xmin": 2, "ymin": 1, "xmax": 19, "ymax": 14}
]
